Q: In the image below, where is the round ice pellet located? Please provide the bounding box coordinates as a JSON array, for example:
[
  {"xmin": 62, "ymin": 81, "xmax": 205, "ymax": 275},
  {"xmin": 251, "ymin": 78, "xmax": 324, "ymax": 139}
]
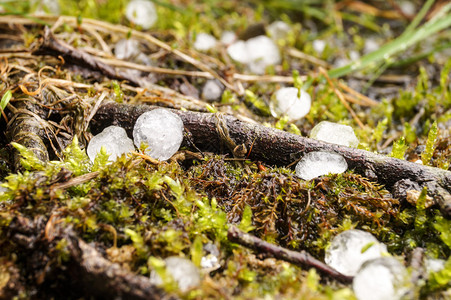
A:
[{"xmin": 133, "ymin": 108, "xmax": 184, "ymax": 161}]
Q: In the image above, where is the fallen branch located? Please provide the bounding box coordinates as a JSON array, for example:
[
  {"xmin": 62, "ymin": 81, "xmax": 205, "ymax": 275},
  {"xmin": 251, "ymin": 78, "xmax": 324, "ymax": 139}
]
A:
[
  {"xmin": 227, "ymin": 226, "xmax": 353, "ymax": 284},
  {"xmin": 91, "ymin": 101, "xmax": 451, "ymax": 218},
  {"xmin": 32, "ymin": 27, "xmax": 142, "ymax": 86}
]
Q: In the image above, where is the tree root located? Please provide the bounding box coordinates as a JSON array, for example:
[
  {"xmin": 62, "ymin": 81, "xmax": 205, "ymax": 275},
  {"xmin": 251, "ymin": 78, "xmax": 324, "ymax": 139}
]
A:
[
  {"xmin": 4, "ymin": 215, "xmax": 177, "ymax": 300},
  {"xmin": 91, "ymin": 101, "xmax": 451, "ymax": 218}
]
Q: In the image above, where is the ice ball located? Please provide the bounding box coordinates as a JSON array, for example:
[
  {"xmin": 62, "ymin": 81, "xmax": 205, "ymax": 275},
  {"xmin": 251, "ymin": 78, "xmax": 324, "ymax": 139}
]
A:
[
  {"xmin": 310, "ymin": 121, "xmax": 359, "ymax": 148},
  {"xmin": 126, "ymin": 0, "xmax": 157, "ymax": 30},
  {"xmin": 202, "ymin": 80, "xmax": 224, "ymax": 101},
  {"xmin": 194, "ymin": 33, "xmax": 217, "ymax": 51},
  {"xmin": 353, "ymin": 257, "xmax": 409, "ymax": 300},
  {"xmin": 295, "ymin": 151, "xmax": 348, "ymax": 181},
  {"xmin": 150, "ymin": 257, "xmax": 200, "ymax": 292},
  {"xmin": 133, "ymin": 108, "xmax": 184, "ymax": 161},
  {"xmin": 271, "ymin": 87, "xmax": 311, "ymax": 121},
  {"xmin": 87, "ymin": 126, "xmax": 135, "ymax": 162},
  {"xmin": 325, "ymin": 229, "xmax": 387, "ymax": 276}
]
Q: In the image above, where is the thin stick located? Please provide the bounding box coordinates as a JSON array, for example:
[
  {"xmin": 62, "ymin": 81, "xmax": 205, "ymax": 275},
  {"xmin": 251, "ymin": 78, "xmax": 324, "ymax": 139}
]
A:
[{"xmin": 227, "ymin": 226, "xmax": 353, "ymax": 284}]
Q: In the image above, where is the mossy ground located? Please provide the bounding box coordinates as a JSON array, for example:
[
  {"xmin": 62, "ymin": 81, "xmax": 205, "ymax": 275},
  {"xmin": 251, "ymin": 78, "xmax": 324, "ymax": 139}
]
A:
[{"xmin": 0, "ymin": 0, "xmax": 450, "ymax": 299}]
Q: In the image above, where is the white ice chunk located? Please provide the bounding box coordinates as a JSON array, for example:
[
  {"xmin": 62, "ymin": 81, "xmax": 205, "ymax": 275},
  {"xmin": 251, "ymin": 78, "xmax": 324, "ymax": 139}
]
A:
[
  {"xmin": 246, "ymin": 35, "xmax": 281, "ymax": 74},
  {"xmin": 87, "ymin": 126, "xmax": 135, "ymax": 162},
  {"xmin": 296, "ymin": 151, "xmax": 348, "ymax": 181},
  {"xmin": 313, "ymin": 40, "xmax": 326, "ymax": 54},
  {"xmin": 227, "ymin": 40, "xmax": 250, "ymax": 64},
  {"xmin": 194, "ymin": 33, "xmax": 217, "ymax": 51},
  {"xmin": 400, "ymin": 1, "xmax": 416, "ymax": 16},
  {"xmin": 270, "ymin": 87, "xmax": 311, "ymax": 120},
  {"xmin": 425, "ymin": 257, "xmax": 445, "ymax": 274},
  {"xmin": 150, "ymin": 257, "xmax": 200, "ymax": 292},
  {"xmin": 220, "ymin": 31, "xmax": 237, "ymax": 45},
  {"xmin": 126, "ymin": 0, "xmax": 157, "ymax": 30},
  {"xmin": 133, "ymin": 108, "xmax": 184, "ymax": 161},
  {"xmin": 227, "ymin": 36, "xmax": 281, "ymax": 74},
  {"xmin": 325, "ymin": 229, "xmax": 387, "ymax": 276},
  {"xmin": 353, "ymin": 257, "xmax": 409, "ymax": 300},
  {"xmin": 202, "ymin": 80, "xmax": 224, "ymax": 101},
  {"xmin": 115, "ymin": 38, "xmax": 141, "ymax": 60},
  {"xmin": 267, "ymin": 21, "xmax": 291, "ymax": 41},
  {"xmin": 310, "ymin": 121, "xmax": 359, "ymax": 148}
]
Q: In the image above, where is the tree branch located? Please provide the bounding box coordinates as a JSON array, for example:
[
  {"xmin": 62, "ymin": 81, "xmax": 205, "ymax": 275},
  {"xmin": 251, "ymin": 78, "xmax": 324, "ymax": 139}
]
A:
[{"xmin": 91, "ymin": 101, "xmax": 451, "ymax": 218}]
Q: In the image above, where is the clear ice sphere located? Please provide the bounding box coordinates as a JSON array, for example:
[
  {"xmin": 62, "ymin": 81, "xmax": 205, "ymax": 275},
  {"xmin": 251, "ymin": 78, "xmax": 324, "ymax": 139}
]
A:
[
  {"xmin": 246, "ymin": 35, "xmax": 281, "ymax": 74},
  {"xmin": 227, "ymin": 40, "xmax": 250, "ymax": 64},
  {"xmin": 150, "ymin": 257, "xmax": 200, "ymax": 292},
  {"xmin": 126, "ymin": 0, "xmax": 157, "ymax": 29},
  {"xmin": 270, "ymin": 87, "xmax": 311, "ymax": 120},
  {"xmin": 133, "ymin": 108, "xmax": 184, "ymax": 161},
  {"xmin": 202, "ymin": 79, "xmax": 223, "ymax": 101},
  {"xmin": 353, "ymin": 257, "xmax": 409, "ymax": 300},
  {"xmin": 310, "ymin": 121, "xmax": 359, "ymax": 148},
  {"xmin": 267, "ymin": 21, "xmax": 291, "ymax": 41},
  {"xmin": 87, "ymin": 126, "xmax": 135, "ymax": 163},
  {"xmin": 194, "ymin": 33, "xmax": 217, "ymax": 51},
  {"xmin": 325, "ymin": 229, "xmax": 387, "ymax": 276},
  {"xmin": 115, "ymin": 38, "xmax": 141, "ymax": 60},
  {"xmin": 296, "ymin": 151, "xmax": 348, "ymax": 181}
]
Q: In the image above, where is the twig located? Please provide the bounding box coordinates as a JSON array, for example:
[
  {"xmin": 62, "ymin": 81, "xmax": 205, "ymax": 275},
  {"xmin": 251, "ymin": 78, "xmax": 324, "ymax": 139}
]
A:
[
  {"xmin": 287, "ymin": 48, "xmax": 329, "ymax": 68},
  {"xmin": 32, "ymin": 27, "xmax": 142, "ymax": 86},
  {"xmin": 91, "ymin": 101, "xmax": 451, "ymax": 218},
  {"xmin": 227, "ymin": 226, "xmax": 353, "ymax": 284}
]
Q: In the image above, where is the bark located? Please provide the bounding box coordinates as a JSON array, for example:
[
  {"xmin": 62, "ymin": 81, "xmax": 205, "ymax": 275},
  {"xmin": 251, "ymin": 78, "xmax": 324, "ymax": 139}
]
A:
[
  {"xmin": 6, "ymin": 96, "xmax": 49, "ymax": 170},
  {"xmin": 91, "ymin": 101, "xmax": 451, "ymax": 218}
]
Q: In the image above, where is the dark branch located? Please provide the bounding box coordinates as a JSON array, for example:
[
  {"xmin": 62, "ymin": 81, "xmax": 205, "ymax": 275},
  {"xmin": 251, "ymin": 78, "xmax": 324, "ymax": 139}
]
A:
[
  {"xmin": 32, "ymin": 27, "xmax": 141, "ymax": 86},
  {"xmin": 91, "ymin": 101, "xmax": 451, "ymax": 218}
]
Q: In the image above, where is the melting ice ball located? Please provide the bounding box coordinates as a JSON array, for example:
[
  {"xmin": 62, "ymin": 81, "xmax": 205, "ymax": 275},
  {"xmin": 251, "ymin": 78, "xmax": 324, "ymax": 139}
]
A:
[
  {"xmin": 87, "ymin": 126, "xmax": 135, "ymax": 162},
  {"xmin": 133, "ymin": 108, "xmax": 184, "ymax": 161},
  {"xmin": 246, "ymin": 35, "xmax": 281, "ymax": 74},
  {"xmin": 312, "ymin": 40, "xmax": 326, "ymax": 55},
  {"xmin": 126, "ymin": 0, "xmax": 158, "ymax": 30},
  {"xmin": 227, "ymin": 40, "xmax": 249, "ymax": 64},
  {"xmin": 202, "ymin": 80, "xmax": 224, "ymax": 101},
  {"xmin": 310, "ymin": 121, "xmax": 359, "ymax": 148},
  {"xmin": 227, "ymin": 36, "xmax": 280, "ymax": 74},
  {"xmin": 194, "ymin": 33, "xmax": 217, "ymax": 51},
  {"xmin": 270, "ymin": 87, "xmax": 311, "ymax": 121},
  {"xmin": 115, "ymin": 38, "xmax": 141, "ymax": 60},
  {"xmin": 353, "ymin": 257, "xmax": 409, "ymax": 300},
  {"xmin": 325, "ymin": 229, "xmax": 387, "ymax": 276},
  {"xmin": 295, "ymin": 151, "xmax": 348, "ymax": 181},
  {"xmin": 150, "ymin": 257, "xmax": 200, "ymax": 292}
]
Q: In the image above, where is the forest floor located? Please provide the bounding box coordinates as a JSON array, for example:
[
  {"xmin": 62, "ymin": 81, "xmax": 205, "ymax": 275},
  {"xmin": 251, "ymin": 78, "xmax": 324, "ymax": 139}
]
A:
[{"xmin": 0, "ymin": 0, "xmax": 450, "ymax": 299}]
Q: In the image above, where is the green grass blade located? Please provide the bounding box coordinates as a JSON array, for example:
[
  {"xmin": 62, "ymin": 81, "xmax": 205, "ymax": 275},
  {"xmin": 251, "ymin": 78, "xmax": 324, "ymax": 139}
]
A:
[{"xmin": 328, "ymin": 5, "xmax": 451, "ymax": 78}]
